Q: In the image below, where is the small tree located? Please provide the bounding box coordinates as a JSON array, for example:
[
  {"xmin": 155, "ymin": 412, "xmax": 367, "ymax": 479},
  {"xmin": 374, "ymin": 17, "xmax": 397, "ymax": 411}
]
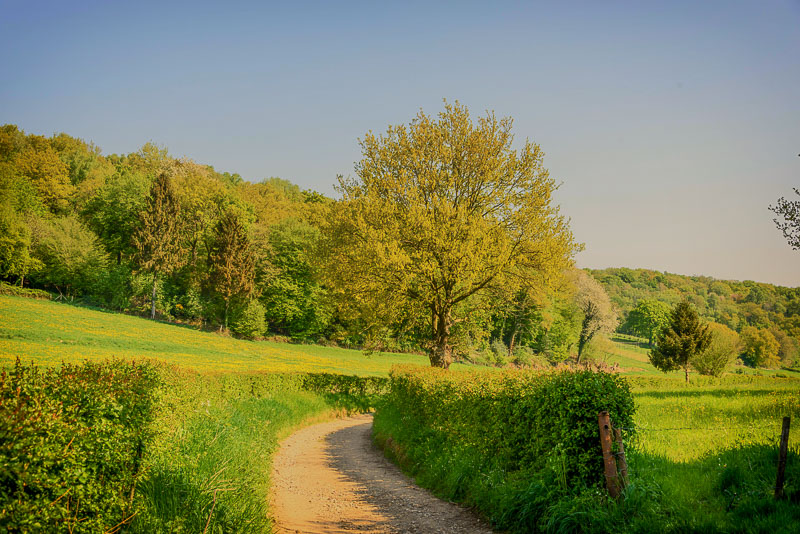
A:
[
  {"xmin": 650, "ymin": 301, "xmax": 711, "ymax": 382},
  {"xmin": 625, "ymin": 299, "xmax": 671, "ymax": 346},
  {"xmin": 691, "ymin": 322, "xmax": 740, "ymax": 377},
  {"xmin": 208, "ymin": 210, "xmax": 255, "ymax": 331},
  {"xmin": 133, "ymin": 171, "xmax": 185, "ymax": 319},
  {"xmin": 573, "ymin": 270, "xmax": 617, "ymax": 362}
]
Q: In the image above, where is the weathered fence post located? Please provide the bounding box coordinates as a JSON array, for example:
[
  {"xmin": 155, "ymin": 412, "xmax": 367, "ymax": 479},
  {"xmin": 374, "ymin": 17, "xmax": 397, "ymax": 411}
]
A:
[
  {"xmin": 598, "ymin": 411, "xmax": 619, "ymax": 498},
  {"xmin": 775, "ymin": 416, "xmax": 791, "ymax": 499},
  {"xmin": 614, "ymin": 427, "xmax": 629, "ymax": 490}
]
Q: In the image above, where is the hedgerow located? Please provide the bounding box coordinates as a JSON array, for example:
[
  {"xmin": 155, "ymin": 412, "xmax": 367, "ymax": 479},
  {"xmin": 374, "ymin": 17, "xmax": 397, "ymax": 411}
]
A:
[
  {"xmin": 0, "ymin": 358, "xmax": 160, "ymax": 533},
  {"xmin": 383, "ymin": 365, "xmax": 635, "ymax": 489}
]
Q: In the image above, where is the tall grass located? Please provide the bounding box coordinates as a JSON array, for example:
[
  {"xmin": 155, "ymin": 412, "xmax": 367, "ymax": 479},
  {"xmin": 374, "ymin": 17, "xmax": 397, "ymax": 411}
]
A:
[
  {"xmin": 130, "ymin": 366, "xmax": 381, "ymax": 533},
  {"xmin": 133, "ymin": 391, "xmax": 335, "ymax": 533}
]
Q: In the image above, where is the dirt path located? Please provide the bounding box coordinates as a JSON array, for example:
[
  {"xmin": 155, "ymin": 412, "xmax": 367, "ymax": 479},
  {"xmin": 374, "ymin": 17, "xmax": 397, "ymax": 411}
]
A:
[{"xmin": 270, "ymin": 413, "xmax": 495, "ymax": 534}]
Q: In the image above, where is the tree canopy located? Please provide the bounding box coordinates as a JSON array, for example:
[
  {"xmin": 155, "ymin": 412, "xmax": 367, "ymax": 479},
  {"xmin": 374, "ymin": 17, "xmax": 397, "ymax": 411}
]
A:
[{"xmin": 324, "ymin": 102, "xmax": 579, "ymax": 368}]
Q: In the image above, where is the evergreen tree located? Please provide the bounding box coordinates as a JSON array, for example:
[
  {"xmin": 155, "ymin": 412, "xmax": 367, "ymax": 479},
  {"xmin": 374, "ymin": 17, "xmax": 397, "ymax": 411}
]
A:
[
  {"xmin": 208, "ymin": 210, "xmax": 255, "ymax": 331},
  {"xmin": 132, "ymin": 171, "xmax": 185, "ymax": 319},
  {"xmin": 650, "ymin": 301, "xmax": 712, "ymax": 382}
]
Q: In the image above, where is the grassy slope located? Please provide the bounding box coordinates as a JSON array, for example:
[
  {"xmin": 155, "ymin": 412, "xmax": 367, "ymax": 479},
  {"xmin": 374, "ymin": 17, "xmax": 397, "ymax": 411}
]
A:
[{"xmin": 0, "ymin": 295, "xmax": 436, "ymax": 375}]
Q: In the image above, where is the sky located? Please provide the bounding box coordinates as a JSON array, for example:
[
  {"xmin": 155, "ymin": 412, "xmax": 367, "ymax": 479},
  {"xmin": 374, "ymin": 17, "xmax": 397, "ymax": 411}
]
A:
[{"xmin": 2, "ymin": 1, "xmax": 799, "ymax": 286}]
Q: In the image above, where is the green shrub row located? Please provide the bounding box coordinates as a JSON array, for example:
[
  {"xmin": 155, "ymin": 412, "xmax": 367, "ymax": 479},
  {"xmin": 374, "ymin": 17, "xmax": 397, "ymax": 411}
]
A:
[
  {"xmin": 380, "ymin": 366, "xmax": 635, "ymax": 489},
  {"xmin": 0, "ymin": 358, "xmax": 160, "ymax": 533},
  {"xmin": 0, "ymin": 282, "xmax": 51, "ymax": 300}
]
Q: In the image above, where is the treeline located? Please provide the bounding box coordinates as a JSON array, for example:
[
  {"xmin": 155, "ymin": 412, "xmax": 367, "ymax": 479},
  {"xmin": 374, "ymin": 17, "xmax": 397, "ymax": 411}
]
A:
[
  {"xmin": 0, "ymin": 124, "xmax": 615, "ymax": 364},
  {"xmin": 0, "ymin": 124, "xmax": 333, "ymax": 341},
  {"xmin": 592, "ymin": 267, "xmax": 799, "ymax": 368}
]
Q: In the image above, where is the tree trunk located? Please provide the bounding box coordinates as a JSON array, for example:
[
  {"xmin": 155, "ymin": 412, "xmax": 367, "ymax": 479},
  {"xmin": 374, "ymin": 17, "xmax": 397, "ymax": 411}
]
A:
[
  {"xmin": 429, "ymin": 307, "xmax": 452, "ymax": 369},
  {"xmin": 684, "ymin": 364, "xmax": 689, "ymax": 383},
  {"xmin": 577, "ymin": 315, "xmax": 592, "ymax": 363},
  {"xmin": 150, "ymin": 273, "xmax": 158, "ymax": 320},
  {"xmin": 577, "ymin": 335, "xmax": 586, "ymax": 363},
  {"xmin": 224, "ymin": 299, "xmax": 230, "ymax": 332},
  {"xmin": 508, "ymin": 320, "xmax": 519, "ymax": 358}
]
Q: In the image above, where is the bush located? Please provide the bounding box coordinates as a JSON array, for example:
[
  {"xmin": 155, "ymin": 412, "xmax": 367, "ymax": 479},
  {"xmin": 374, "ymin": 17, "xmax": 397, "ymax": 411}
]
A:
[
  {"xmin": 232, "ymin": 300, "xmax": 267, "ymax": 339},
  {"xmin": 0, "ymin": 358, "xmax": 161, "ymax": 533}
]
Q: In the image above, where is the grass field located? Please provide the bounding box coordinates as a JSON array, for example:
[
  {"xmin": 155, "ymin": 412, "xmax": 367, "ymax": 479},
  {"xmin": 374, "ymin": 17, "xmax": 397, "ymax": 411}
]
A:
[{"xmin": 0, "ymin": 295, "xmax": 434, "ymax": 375}]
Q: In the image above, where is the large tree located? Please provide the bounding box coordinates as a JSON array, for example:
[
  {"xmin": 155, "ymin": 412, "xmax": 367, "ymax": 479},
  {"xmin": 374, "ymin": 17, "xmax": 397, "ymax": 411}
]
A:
[
  {"xmin": 132, "ymin": 171, "xmax": 186, "ymax": 319},
  {"xmin": 650, "ymin": 301, "xmax": 712, "ymax": 382},
  {"xmin": 573, "ymin": 270, "xmax": 617, "ymax": 362},
  {"xmin": 324, "ymin": 102, "xmax": 579, "ymax": 368}
]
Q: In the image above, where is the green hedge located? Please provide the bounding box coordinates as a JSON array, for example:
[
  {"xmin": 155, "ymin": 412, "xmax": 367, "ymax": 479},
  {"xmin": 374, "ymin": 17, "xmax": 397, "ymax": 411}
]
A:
[
  {"xmin": 0, "ymin": 358, "xmax": 160, "ymax": 533},
  {"xmin": 0, "ymin": 282, "xmax": 51, "ymax": 300},
  {"xmin": 382, "ymin": 365, "xmax": 635, "ymax": 489}
]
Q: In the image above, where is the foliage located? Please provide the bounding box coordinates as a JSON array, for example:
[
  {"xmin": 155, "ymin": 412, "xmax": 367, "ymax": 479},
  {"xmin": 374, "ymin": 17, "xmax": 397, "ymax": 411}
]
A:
[
  {"xmin": 650, "ymin": 301, "xmax": 712, "ymax": 382},
  {"xmin": 133, "ymin": 171, "xmax": 186, "ymax": 319},
  {"xmin": 84, "ymin": 168, "xmax": 150, "ymax": 264},
  {"xmin": 324, "ymin": 102, "xmax": 578, "ymax": 367},
  {"xmin": 379, "ymin": 366, "xmax": 634, "ymax": 487},
  {"xmin": 0, "ymin": 202, "xmax": 39, "ymax": 280},
  {"xmin": 740, "ymin": 326, "xmax": 781, "ymax": 368},
  {"xmin": 623, "ymin": 299, "xmax": 671, "ymax": 346},
  {"xmin": 0, "ymin": 281, "xmax": 50, "ymax": 300},
  {"xmin": 691, "ymin": 322, "xmax": 740, "ymax": 377},
  {"xmin": 261, "ymin": 218, "xmax": 332, "ymax": 339},
  {"xmin": 207, "ymin": 209, "xmax": 256, "ymax": 330},
  {"xmin": 770, "ymin": 188, "xmax": 800, "ymax": 250},
  {"xmin": 231, "ymin": 299, "xmax": 266, "ymax": 339},
  {"xmin": 0, "ymin": 358, "xmax": 161, "ymax": 533},
  {"xmin": 573, "ymin": 269, "xmax": 617, "ymax": 361},
  {"xmin": 27, "ymin": 215, "xmax": 108, "ymax": 298},
  {"xmin": 13, "ymin": 136, "xmax": 74, "ymax": 213},
  {"xmin": 590, "ymin": 267, "xmax": 800, "ymax": 351}
]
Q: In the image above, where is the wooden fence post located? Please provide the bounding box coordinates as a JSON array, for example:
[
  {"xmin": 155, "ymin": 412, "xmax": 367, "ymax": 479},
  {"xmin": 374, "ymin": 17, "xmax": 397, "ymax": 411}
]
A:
[
  {"xmin": 775, "ymin": 416, "xmax": 791, "ymax": 499},
  {"xmin": 614, "ymin": 427, "xmax": 629, "ymax": 490},
  {"xmin": 598, "ymin": 411, "xmax": 619, "ymax": 498}
]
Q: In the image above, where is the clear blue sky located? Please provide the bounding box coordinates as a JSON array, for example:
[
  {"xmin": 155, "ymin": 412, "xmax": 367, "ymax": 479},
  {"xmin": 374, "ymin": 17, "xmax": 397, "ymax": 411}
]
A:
[{"xmin": 2, "ymin": 1, "xmax": 799, "ymax": 286}]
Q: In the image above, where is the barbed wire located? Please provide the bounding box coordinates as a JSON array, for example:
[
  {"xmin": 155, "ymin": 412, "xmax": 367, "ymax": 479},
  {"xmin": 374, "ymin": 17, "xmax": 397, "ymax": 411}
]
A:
[{"xmin": 616, "ymin": 422, "xmax": 782, "ymax": 432}]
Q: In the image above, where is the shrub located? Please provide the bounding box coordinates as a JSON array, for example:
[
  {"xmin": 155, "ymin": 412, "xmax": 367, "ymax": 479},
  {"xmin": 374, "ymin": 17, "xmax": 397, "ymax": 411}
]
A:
[
  {"xmin": 0, "ymin": 358, "xmax": 161, "ymax": 533},
  {"xmin": 232, "ymin": 299, "xmax": 267, "ymax": 339}
]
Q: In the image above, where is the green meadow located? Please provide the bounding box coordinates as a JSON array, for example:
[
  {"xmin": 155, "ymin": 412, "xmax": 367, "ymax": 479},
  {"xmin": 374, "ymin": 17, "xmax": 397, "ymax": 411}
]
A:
[
  {"xmin": 0, "ymin": 295, "xmax": 433, "ymax": 375},
  {"xmin": 2, "ymin": 294, "xmax": 799, "ymax": 532}
]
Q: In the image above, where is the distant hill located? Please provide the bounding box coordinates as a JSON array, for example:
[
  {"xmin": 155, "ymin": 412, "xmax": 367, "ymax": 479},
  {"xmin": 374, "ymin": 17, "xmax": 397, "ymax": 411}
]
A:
[{"xmin": 588, "ymin": 267, "xmax": 800, "ymax": 340}]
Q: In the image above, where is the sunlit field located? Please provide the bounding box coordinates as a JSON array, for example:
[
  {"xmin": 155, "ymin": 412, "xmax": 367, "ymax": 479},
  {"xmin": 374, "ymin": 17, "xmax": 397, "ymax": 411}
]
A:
[{"xmin": 0, "ymin": 295, "xmax": 434, "ymax": 375}]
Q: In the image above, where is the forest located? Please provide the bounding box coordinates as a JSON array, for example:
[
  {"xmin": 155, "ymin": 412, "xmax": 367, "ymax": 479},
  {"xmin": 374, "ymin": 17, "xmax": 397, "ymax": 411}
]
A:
[{"xmin": 1, "ymin": 121, "xmax": 797, "ymax": 373}]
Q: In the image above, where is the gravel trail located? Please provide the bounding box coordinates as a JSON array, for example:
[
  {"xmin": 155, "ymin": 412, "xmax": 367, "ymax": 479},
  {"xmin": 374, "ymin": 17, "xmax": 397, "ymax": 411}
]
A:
[{"xmin": 270, "ymin": 413, "xmax": 495, "ymax": 534}]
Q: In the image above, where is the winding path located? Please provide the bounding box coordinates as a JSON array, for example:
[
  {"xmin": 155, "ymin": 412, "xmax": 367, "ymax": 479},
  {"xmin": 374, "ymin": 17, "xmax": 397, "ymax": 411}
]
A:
[{"xmin": 270, "ymin": 413, "xmax": 495, "ymax": 534}]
